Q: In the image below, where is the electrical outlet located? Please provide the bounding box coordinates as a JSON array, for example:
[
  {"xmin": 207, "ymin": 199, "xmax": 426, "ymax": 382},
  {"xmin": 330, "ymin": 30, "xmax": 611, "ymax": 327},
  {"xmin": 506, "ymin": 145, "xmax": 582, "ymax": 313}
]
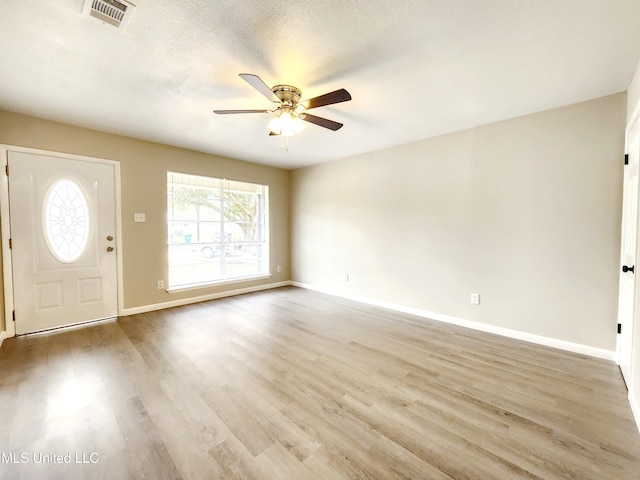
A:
[
  {"xmin": 470, "ymin": 293, "xmax": 480, "ymax": 305},
  {"xmin": 157, "ymin": 280, "xmax": 164, "ymax": 290},
  {"xmin": 276, "ymin": 265, "xmax": 282, "ymax": 273},
  {"xmin": 345, "ymin": 273, "xmax": 350, "ymax": 282}
]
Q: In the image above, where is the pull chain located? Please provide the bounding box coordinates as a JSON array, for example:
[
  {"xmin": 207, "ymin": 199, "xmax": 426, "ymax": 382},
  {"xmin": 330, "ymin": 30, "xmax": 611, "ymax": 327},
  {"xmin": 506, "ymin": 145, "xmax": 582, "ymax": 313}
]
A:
[{"xmin": 280, "ymin": 135, "xmax": 289, "ymax": 151}]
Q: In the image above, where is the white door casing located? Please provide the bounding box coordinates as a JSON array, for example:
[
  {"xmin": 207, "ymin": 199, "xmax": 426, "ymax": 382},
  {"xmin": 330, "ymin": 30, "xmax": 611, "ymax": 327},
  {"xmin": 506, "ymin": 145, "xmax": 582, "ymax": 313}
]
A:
[
  {"xmin": 8, "ymin": 150, "xmax": 119, "ymax": 334},
  {"xmin": 618, "ymin": 114, "xmax": 640, "ymax": 386}
]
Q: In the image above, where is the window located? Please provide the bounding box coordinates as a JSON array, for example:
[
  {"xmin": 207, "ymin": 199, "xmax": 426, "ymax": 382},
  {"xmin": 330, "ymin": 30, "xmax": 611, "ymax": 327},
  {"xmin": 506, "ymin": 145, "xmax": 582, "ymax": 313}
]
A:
[{"xmin": 167, "ymin": 172, "xmax": 269, "ymax": 290}]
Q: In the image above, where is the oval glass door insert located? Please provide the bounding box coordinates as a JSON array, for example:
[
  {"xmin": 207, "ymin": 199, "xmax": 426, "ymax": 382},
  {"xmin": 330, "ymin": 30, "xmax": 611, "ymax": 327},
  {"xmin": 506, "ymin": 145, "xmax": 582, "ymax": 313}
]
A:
[{"xmin": 44, "ymin": 179, "xmax": 90, "ymax": 262}]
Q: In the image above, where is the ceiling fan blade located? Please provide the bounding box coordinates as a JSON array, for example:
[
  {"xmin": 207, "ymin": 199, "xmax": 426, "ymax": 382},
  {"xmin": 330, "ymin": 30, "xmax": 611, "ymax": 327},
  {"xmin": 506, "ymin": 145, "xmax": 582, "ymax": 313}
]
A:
[
  {"xmin": 213, "ymin": 109, "xmax": 270, "ymax": 114},
  {"xmin": 301, "ymin": 113, "xmax": 343, "ymax": 131},
  {"xmin": 301, "ymin": 88, "xmax": 351, "ymax": 110},
  {"xmin": 239, "ymin": 73, "xmax": 279, "ymax": 103}
]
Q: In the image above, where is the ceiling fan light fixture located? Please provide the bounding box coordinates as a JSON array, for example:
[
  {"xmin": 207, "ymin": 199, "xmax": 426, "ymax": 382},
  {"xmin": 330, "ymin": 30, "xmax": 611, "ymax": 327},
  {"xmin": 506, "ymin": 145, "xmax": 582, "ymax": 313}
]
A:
[
  {"xmin": 292, "ymin": 117, "xmax": 305, "ymax": 135},
  {"xmin": 282, "ymin": 111, "xmax": 305, "ymax": 136},
  {"xmin": 268, "ymin": 110, "xmax": 305, "ymax": 136},
  {"xmin": 268, "ymin": 115, "xmax": 282, "ymax": 135}
]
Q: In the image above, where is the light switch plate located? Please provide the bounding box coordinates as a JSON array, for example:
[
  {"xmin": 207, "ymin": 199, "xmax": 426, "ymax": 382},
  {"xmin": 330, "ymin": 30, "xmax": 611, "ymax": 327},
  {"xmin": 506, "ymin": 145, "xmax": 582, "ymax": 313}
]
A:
[{"xmin": 134, "ymin": 213, "xmax": 145, "ymax": 223}]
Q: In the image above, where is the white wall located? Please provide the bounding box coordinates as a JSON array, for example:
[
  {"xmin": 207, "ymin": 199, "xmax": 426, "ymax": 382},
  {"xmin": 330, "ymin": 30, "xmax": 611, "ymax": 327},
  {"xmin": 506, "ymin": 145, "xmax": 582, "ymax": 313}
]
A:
[
  {"xmin": 628, "ymin": 57, "xmax": 640, "ymax": 123},
  {"xmin": 291, "ymin": 93, "xmax": 626, "ymax": 353}
]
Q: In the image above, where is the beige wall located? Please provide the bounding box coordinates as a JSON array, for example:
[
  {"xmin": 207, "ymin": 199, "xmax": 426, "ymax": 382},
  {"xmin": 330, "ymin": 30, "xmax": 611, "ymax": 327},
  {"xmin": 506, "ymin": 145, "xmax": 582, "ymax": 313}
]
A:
[
  {"xmin": 291, "ymin": 93, "xmax": 626, "ymax": 351},
  {"xmin": 0, "ymin": 93, "xmax": 628, "ymax": 352},
  {"xmin": 0, "ymin": 110, "xmax": 290, "ymax": 315}
]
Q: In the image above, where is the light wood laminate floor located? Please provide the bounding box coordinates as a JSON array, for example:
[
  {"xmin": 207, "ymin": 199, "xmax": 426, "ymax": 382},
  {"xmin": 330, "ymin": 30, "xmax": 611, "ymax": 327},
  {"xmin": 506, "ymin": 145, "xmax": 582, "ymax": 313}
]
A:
[{"xmin": 1, "ymin": 286, "xmax": 639, "ymax": 479}]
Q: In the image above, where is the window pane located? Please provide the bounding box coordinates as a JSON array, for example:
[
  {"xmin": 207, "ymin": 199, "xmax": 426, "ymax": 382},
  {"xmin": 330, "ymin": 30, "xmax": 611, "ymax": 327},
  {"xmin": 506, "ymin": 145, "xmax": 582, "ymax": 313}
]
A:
[
  {"xmin": 167, "ymin": 172, "xmax": 269, "ymax": 289},
  {"xmin": 44, "ymin": 179, "xmax": 90, "ymax": 262}
]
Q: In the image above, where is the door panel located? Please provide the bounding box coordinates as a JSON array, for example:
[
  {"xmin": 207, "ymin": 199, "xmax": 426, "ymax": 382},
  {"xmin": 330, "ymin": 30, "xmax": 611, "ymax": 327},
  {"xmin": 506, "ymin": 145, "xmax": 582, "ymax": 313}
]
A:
[
  {"xmin": 8, "ymin": 151, "xmax": 117, "ymax": 334},
  {"xmin": 618, "ymin": 115, "xmax": 640, "ymax": 385}
]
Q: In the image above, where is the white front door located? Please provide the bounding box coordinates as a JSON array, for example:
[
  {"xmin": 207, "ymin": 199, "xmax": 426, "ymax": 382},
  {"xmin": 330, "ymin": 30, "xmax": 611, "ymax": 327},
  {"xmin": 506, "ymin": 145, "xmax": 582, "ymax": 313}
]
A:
[
  {"xmin": 618, "ymin": 115, "xmax": 640, "ymax": 386},
  {"xmin": 8, "ymin": 151, "xmax": 118, "ymax": 334}
]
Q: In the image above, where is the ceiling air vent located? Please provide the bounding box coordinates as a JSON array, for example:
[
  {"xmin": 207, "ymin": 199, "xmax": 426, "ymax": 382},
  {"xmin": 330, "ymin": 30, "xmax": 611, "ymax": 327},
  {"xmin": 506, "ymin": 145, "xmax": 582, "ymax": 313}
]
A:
[{"xmin": 83, "ymin": 0, "xmax": 135, "ymax": 30}]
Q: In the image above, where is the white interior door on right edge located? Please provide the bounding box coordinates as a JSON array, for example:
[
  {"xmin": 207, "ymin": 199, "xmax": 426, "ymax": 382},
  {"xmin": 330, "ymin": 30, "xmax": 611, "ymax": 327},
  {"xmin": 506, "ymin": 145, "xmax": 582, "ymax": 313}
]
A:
[{"xmin": 618, "ymin": 114, "xmax": 640, "ymax": 386}]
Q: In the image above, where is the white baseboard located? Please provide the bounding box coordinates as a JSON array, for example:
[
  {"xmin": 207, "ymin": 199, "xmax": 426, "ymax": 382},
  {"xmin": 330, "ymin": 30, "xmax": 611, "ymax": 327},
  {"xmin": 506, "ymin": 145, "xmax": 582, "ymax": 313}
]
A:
[
  {"xmin": 292, "ymin": 282, "xmax": 616, "ymax": 361},
  {"xmin": 121, "ymin": 281, "xmax": 292, "ymax": 316},
  {"xmin": 0, "ymin": 329, "xmax": 6, "ymax": 348}
]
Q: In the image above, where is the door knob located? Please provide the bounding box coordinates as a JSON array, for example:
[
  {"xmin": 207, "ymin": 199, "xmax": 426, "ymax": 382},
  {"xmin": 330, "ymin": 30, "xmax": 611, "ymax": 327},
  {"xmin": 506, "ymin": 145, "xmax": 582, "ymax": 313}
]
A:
[
  {"xmin": 106, "ymin": 246, "xmax": 114, "ymax": 252},
  {"xmin": 106, "ymin": 235, "xmax": 114, "ymax": 241},
  {"xmin": 622, "ymin": 265, "xmax": 635, "ymax": 273}
]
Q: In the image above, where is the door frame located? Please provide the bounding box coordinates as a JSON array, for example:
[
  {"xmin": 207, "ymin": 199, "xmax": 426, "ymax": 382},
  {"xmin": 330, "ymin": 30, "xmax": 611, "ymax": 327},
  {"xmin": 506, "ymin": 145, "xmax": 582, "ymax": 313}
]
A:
[{"xmin": 0, "ymin": 145, "xmax": 124, "ymax": 338}]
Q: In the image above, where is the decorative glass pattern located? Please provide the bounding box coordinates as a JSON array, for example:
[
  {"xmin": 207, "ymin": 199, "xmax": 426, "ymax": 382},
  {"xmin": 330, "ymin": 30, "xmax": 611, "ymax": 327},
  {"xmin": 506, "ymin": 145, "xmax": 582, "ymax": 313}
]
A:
[{"xmin": 44, "ymin": 179, "xmax": 90, "ymax": 262}]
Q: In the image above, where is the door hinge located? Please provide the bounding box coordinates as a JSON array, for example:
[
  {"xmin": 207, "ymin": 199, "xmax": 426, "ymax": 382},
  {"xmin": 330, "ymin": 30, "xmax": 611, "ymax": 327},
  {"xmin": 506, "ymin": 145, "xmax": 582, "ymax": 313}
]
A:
[
  {"xmin": 625, "ymin": 154, "xmax": 629, "ymax": 165},
  {"xmin": 618, "ymin": 323, "xmax": 622, "ymax": 334},
  {"xmin": 8, "ymin": 238, "xmax": 11, "ymax": 249},
  {"xmin": 12, "ymin": 310, "xmax": 15, "ymax": 322}
]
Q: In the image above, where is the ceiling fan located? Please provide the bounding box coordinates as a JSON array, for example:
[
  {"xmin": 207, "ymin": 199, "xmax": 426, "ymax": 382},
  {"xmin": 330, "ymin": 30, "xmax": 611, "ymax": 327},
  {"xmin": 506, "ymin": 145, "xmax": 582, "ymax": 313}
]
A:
[{"xmin": 214, "ymin": 74, "xmax": 351, "ymax": 141}]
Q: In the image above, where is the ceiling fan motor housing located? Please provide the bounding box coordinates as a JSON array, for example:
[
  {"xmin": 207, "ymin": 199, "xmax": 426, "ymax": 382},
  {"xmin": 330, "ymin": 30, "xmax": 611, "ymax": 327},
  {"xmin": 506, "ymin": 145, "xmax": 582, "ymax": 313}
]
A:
[{"xmin": 272, "ymin": 85, "xmax": 302, "ymax": 109}]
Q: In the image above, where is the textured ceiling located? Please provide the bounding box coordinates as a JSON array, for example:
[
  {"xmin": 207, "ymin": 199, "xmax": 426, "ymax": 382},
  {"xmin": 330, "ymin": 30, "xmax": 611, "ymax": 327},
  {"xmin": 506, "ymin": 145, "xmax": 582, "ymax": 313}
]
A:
[{"xmin": 1, "ymin": 0, "xmax": 640, "ymax": 169}]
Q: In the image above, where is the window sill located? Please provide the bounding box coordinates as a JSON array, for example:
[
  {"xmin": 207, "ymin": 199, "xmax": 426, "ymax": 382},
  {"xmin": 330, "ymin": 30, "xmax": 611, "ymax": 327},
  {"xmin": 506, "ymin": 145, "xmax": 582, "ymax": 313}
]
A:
[{"xmin": 166, "ymin": 274, "xmax": 272, "ymax": 293}]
